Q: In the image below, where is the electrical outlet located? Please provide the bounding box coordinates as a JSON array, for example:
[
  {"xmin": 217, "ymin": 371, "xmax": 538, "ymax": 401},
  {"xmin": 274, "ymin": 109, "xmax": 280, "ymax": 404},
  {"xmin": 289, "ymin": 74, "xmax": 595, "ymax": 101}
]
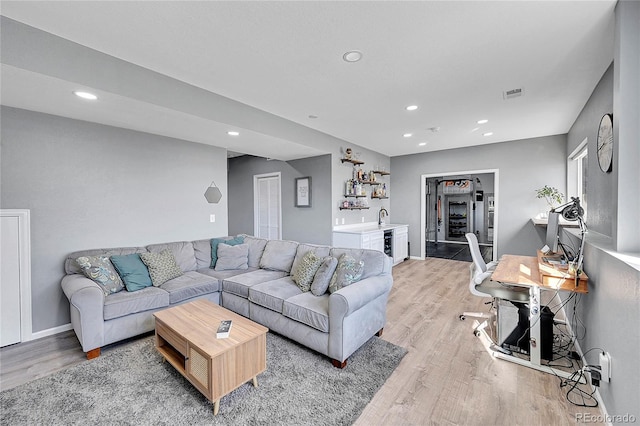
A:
[
  {"xmin": 209, "ymin": 214, "xmax": 216, "ymax": 223},
  {"xmin": 335, "ymin": 218, "xmax": 339, "ymax": 225},
  {"xmin": 341, "ymin": 218, "xmax": 345, "ymax": 224},
  {"xmin": 599, "ymin": 351, "xmax": 611, "ymax": 382},
  {"xmin": 361, "ymin": 216, "xmax": 365, "ymax": 223}
]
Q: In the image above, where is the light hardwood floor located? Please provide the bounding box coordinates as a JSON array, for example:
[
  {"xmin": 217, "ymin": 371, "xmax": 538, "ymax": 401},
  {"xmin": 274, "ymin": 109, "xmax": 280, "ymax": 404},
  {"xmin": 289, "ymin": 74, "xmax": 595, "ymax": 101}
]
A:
[{"xmin": 1, "ymin": 258, "xmax": 603, "ymax": 425}]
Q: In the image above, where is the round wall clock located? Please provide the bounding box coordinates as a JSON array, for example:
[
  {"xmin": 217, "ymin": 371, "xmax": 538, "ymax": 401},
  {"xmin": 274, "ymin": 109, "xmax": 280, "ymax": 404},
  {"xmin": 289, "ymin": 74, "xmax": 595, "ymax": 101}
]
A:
[{"xmin": 597, "ymin": 113, "xmax": 613, "ymax": 173}]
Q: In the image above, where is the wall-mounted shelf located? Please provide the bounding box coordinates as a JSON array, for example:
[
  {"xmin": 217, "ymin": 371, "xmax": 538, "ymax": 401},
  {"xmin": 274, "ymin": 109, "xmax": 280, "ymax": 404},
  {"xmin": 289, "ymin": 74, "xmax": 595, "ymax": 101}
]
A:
[
  {"xmin": 344, "ymin": 194, "xmax": 367, "ymax": 198},
  {"xmin": 360, "ymin": 180, "xmax": 380, "ymax": 185},
  {"xmin": 373, "ymin": 170, "xmax": 390, "ymax": 176},
  {"xmin": 371, "ymin": 195, "xmax": 389, "ymax": 199},
  {"xmin": 341, "ymin": 158, "xmax": 364, "ymax": 165},
  {"xmin": 339, "ymin": 206, "xmax": 370, "ymax": 210}
]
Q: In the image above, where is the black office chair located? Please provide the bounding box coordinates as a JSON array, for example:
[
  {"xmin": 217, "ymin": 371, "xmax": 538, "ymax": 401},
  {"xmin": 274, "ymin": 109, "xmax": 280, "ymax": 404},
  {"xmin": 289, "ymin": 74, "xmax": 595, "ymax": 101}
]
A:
[{"xmin": 460, "ymin": 233, "xmax": 529, "ymax": 346}]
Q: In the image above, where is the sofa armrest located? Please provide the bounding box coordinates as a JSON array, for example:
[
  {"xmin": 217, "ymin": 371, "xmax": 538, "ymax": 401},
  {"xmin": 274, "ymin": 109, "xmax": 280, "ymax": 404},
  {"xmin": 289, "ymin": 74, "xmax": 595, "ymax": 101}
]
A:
[
  {"xmin": 329, "ymin": 274, "xmax": 393, "ymax": 318},
  {"xmin": 61, "ymin": 274, "xmax": 105, "ymax": 352}
]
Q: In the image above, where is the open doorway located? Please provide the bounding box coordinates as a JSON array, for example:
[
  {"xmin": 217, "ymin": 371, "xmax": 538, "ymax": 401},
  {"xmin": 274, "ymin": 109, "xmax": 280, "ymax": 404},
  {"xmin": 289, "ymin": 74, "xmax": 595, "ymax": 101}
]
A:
[{"xmin": 420, "ymin": 170, "xmax": 498, "ymax": 262}]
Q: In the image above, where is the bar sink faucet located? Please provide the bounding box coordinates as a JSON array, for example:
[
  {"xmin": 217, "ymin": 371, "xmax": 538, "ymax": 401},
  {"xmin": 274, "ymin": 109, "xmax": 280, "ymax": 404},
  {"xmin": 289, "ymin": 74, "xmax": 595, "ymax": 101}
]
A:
[{"xmin": 378, "ymin": 208, "xmax": 388, "ymax": 226}]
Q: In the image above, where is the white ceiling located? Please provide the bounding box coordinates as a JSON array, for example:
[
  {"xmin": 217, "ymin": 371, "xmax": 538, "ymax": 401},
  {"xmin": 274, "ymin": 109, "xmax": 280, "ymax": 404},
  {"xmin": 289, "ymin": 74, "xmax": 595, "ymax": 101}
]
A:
[{"xmin": 1, "ymin": 1, "xmax": 616, "ymax": 159}]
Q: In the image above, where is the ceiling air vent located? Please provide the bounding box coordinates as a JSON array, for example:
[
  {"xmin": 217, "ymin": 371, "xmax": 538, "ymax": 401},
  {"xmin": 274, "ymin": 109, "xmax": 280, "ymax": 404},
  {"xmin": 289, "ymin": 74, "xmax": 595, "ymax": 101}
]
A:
[{"xmin": 503, "ymin": 87, "xmax": 524, "ymax": 100}]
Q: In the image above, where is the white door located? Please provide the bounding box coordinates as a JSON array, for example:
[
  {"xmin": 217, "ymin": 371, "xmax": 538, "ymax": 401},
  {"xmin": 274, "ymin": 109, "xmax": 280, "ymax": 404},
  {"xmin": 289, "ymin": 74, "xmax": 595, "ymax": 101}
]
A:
[
  {"xmin": 1, "ymin": 210, "xmax": 31, "ymax": 347},
  {"xmin": 254, "ymin": 173, "xmax": 282, "ymax": 240}
]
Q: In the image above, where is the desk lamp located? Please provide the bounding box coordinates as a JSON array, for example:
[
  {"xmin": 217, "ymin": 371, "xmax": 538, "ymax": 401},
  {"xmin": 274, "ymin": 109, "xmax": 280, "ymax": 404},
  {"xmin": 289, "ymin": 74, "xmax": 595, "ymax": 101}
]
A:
[{"xmin": 552, "ymin": 197, "xmax": 586, "ymax": 286}]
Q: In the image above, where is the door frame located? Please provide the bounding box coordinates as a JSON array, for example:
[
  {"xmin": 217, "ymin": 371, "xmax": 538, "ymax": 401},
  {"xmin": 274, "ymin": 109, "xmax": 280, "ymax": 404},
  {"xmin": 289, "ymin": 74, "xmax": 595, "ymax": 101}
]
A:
[
  {"xmin": 253, "ymin": 172, "xmax": 283, "ymax": 240},
  {"xmin": 420, "ymin": 169, "xmax": 499, "ymax": 260},
  {"xmin": 0, "ymin": 209, "xmax": 32, "ymax": 344}
]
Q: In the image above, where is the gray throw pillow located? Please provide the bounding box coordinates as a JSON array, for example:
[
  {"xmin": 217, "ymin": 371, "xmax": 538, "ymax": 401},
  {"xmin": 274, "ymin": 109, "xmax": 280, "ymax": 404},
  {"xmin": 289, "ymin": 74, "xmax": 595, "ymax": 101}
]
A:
[
  {"xmin": 215, "ymin": 243, "xmax": 249, "ymax": 271},
  {"xmin": 311, "ymin": 256, "xmax": 338, "ymax": 296},
  {"xmin": 291, "ymin": 251, "xmax": 323, "ymax": 292},
  {"xmin": 75, "ymin": 255, "xmax": 124, "ymax": 296},
  {"xmin": 139, "ymin": 249, "xmax": 184, "ymax": 286},
  {"xmin": 328, "ymin": 254, "xmax": 364, "ymax": 294}
]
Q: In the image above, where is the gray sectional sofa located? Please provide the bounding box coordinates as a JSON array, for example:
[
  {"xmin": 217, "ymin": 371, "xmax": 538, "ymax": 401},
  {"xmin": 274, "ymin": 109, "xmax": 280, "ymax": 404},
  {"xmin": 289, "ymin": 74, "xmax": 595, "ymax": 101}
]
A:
[{"xmin": 61, "ymin": 235, "xmax": 393, "ymax": 367}]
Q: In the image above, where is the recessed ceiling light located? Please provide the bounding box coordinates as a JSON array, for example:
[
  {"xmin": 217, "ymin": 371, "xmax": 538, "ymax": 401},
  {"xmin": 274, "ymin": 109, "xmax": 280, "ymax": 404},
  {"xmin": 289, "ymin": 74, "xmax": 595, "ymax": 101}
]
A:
[
  {"xmin": 342, "ymin": 50, "xmax": 362, "ymax": 62},
  {"xmin": 405, "ymin": 105, "xmax": 418, "ymax": 111},
  {"xmin": 227, "ymin": 131, "xmax": 240, "ymax": 136},
  {"xmin": 483, "ymin": 132, "xmax": 493, "ymax": 137},
  {"xmin": 418, "ymin": 142, "xmax": 427, "ymax": 146},
  {"xmin": 403, "ymin": 133, "xmax": 413, "ymax": 138},
  {"xmin": 73, "ymin": 91, "xmax": 97, "ymax": 100},
  {"xmin": 477, "ymin": 119, "xmax": 488, "ymax": 124}
]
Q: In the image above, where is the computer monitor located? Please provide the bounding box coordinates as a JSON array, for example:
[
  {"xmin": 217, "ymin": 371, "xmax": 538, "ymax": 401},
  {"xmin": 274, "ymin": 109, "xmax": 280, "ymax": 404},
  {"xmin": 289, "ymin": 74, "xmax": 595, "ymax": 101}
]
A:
[{"xmin": 545, "ymin": 211, "xmax": 560, "ymax": 254}]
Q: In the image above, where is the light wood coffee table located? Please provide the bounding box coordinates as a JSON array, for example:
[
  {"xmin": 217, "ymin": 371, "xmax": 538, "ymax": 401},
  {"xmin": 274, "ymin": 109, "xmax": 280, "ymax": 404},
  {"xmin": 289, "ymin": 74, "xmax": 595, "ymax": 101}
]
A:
[{"xmin": 153, "ymin": 299, "xmax": 268, "ymax": 415}]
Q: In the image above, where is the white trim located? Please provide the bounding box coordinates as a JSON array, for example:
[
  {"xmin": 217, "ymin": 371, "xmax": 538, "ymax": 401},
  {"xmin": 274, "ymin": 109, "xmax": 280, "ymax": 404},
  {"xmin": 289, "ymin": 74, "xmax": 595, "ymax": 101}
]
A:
[
  {"xmin": 0, "ymin": 209, "xmax": 33, "ymax": 342},
  {"xmin": 253, "ymin": 172, "xmax": 282, "ymax": 240},
  {"xmin": 30, "ymin": 323, "xmax": 73, "ymax": 341},
  {"xmin": 420, "ymin": 169, "xmax": 499, "ymax": 260},
  {"xmin": 567, "ymin": 137, "xmax": 588, "ymax": 199}
]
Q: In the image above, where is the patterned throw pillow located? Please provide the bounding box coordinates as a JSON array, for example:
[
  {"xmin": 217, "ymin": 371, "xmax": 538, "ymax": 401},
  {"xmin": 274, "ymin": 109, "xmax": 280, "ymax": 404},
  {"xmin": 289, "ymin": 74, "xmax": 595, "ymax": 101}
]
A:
[
  {"xmin": 75, "ymin": 255, "xmax": 124, "ymax": 296},
  {"xmin": 139, "ymin": 249, "xmax": 184, "ymax": 287},
  {"xmin": 310, "ymin": 256, "xmax": 338, "ymax": 296},
  {"xmin": 291, "ymin": 251, "xmax": 323, "ymax": 292},
  {"xmin": 328, "ymin": 254, "xmax": 364, "ymax": 294}
]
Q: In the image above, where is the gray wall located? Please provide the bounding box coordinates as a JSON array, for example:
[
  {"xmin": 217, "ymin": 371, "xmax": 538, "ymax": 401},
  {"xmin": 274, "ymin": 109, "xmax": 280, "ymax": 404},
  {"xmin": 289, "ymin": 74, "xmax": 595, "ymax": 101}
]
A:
[
  {"xmin": 1, "ymin": 107, "xmax": 229, "ymax": 333},
  {"xmin": 391, "ymin": 135, "xmax": 567, "ymax": 258},
  {"xmin": 564, "ymin": 9, "xmax": 640, "ymax": 417},
  {"xmin": 228, "ymin": 154, "xmax": 332, "ymax": 245}
]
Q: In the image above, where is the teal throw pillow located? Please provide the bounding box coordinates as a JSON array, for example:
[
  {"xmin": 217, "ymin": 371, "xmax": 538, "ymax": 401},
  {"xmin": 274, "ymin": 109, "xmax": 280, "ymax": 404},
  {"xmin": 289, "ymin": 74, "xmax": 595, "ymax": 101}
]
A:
[
  {"xmin": 328, "ymin": 254, "xmax": 364, "ymax": 294},
  {"xmin": 110, "ymin": 253, "xmax": 153, "ymax": 292},
  {"xmin": 140, "ymin": 249, "xmax": 184, "ymax": 287},
  {"xmin": 291, "ymin": 251, "xmax": 323, "ymax": 292},
  {"xmin": 210, "ymin": 236, "xmax": 244, "ymax": 268},
  {"xmin": 75, "ymin": 255, "xmax": 124, "ymax": 296}
]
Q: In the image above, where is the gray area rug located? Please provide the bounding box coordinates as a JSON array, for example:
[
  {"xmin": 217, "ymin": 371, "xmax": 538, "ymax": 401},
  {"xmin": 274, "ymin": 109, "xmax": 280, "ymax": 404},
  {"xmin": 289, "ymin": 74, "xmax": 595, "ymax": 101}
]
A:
[{"xmin": 1, "ymin": 332, "xmax": 406, "ymax": 425}]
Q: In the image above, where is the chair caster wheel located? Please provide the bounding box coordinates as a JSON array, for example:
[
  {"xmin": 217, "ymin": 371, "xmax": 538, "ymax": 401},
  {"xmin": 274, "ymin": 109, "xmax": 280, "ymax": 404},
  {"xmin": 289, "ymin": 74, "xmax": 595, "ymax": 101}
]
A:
[
  {"xmin": 473, "ymin": 330, "xmax": 481, "ymax": 337},
  {"xmin": 459, "ymin": 315, "xmax": 465, "ymax": 321}
]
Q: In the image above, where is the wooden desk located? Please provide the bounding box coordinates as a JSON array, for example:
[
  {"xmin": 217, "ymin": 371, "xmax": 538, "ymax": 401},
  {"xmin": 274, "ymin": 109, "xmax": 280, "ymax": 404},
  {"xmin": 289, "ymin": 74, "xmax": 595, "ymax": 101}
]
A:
[{"xmin": 486, "ymin": 253, "xmax": 588, "ymax": 380}]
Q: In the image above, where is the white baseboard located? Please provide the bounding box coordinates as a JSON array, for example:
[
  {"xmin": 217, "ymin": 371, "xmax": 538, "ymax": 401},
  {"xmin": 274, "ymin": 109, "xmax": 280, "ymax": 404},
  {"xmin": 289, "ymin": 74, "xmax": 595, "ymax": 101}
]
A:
[{"xmin": 28, "ymin": 323, "xmax": 73, "ymax": 341}]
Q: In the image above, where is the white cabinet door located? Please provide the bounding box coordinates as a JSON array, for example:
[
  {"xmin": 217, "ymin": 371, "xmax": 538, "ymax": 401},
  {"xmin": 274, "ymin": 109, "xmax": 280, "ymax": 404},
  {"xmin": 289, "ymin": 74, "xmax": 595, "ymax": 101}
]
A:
[
  {"xmin": 369, "ymin": 231, "xmax": 384, "ymax": 253},
  {"xmin": 393, "ymin": 226, "xmax": 409, "ymax": 264}
]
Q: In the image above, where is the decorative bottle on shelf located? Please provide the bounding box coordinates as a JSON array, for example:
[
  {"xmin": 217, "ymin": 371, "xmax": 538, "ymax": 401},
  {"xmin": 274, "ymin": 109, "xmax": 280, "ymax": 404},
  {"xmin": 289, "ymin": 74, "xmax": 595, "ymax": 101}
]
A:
[{"xmin": 382, "ymin": 183, "xmax": 387, "ymax": 197}]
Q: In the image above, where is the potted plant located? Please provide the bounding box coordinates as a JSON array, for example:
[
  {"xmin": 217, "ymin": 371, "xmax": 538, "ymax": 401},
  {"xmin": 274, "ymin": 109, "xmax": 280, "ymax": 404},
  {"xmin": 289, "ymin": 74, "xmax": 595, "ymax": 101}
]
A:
[{"xmin": 535, "ymin": 186, "xmax": 564, "ymax": 211}]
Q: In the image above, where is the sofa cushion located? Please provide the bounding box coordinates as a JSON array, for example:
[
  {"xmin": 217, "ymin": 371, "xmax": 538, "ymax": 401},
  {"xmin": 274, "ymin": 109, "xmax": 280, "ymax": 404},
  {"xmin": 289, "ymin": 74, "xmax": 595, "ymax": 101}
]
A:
[
  {"xmin": 291, "ymin": 251, "xmax": 323, "ymax": 292},
  {"xmin": 215, "ymin": 243, "xmax": 249, "ymax": 271},
  {"xmin": 140, "ymin": 250, "xmax": 184, "ymax": 287},
  {"xmin": 328, "ymin": 253, "xmax": 364, "ymax": 294},
  {"xmin": 75, "ymin": 255, "xmax": 124, "ymax": 296},
  {"xmin": 282, "ymin": 292, "xmax": 330, "ymax": 333},
  {"xmin": 192, "ymin": 239, "xmax": 213, "ymax": 269},
  {"xmin": 329, "ymin": 248, "xmax": 387, "ymax": 280},
  {"xmin": 103, "ymin": 286, "xmax": 169, "ymax": 320},
  {"xmin": 311, "ymin": 256, "xmax": 338, "ymax": 296},
  {"xmin": 259, "ymin": 240, "xmax": 299, "ymax": 273},
  {"xmin": 147, "ymin": 241, "xmax": 197, "ymax": 272},
  {"xmin": 222, "ymin": 270, "xmax": 288, "ymax": 298},
  {"xmin": 249, "ymin": 277, "xmax": 302, "ymax": 313},
  {"xmin": 110, "ymin": 253, "xmax": 153, "ymax": 292},
  {"xmin": 240, "ymin": 235, "xmax": 268, "ymax": 268},
  {"xmin": 159, "ymin": 271, "xmax": 219, "ymax": 304},
  {"xmin": 197, "ymin": 267, "xmax": 258, "ymax": 281},
  {"xmin": 210, "ymin": 236, "xmax": 244, "ymax": 268},
  {"xmin": 65, "ymin": 247, "xmax": 146, "ymax": 275},
  {"xmin": 291, "ymin": 243, "xmax": 331, "ymax": 276}
]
